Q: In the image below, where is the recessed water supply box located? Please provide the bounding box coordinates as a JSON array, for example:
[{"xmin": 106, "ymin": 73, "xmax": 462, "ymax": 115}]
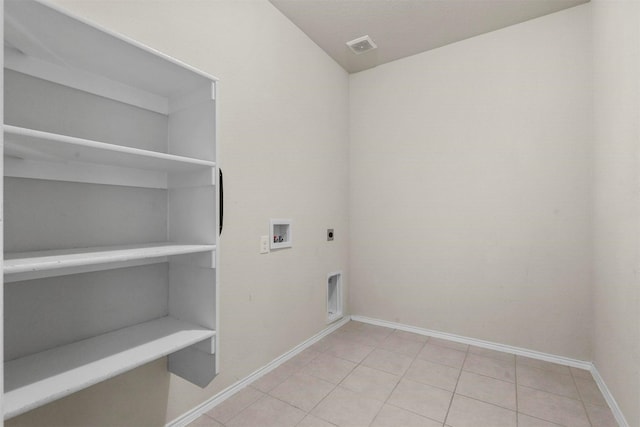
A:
[{"xmin": 270, "ymin": 219, "xmax": 292, "ymax": 249}]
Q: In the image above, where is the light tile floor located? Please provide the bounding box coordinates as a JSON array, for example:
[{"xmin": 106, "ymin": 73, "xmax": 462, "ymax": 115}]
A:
[{"xmin": 189, "ymin": 321, "xmax": 618, "ymax": 427}]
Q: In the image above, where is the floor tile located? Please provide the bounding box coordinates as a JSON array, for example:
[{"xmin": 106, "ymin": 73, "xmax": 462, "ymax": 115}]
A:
[
  {"xmin": 214, "ymin": 326, "xmax": 615, "ymax": 427},
  {"xmin": 297, "ymin": 414, "xmax": 337, "ymax": 427},
  {"xmin": 311, "ymin": 386, "xmax": 384, "ymax": 427},
  {"xmin": 405, "ymin": 358, "xmax": 460, "ymax": 391},
  {"xmin": 468, "ymin": 346, "xmax": 515, "ymax": 363},
  {"xmin": 517, "ymin": 413, "xmax": 563, "ymax": 427},
  {"xmin": 206, "ymin": 386, "xmax": 264, "ymax": 423},
  {"xmin": 455, "ymin": 371, "xmax": 516, "ymax": 410},
  {"xmin": 417, "ymin": 343, "xmax": 467, "ymax": 369},
  {"xmin": 574, "ymin": 375, "xmax": 607, "ymax": 406},
  {"xmin": 570, "ymin": 366, "xmax": 592, "ymax": 379},
  {"xmin": 309, "ymin": 335, "xmax": 341, "ymax": 353},
  {"xmin": 377, "ymin": 333, "xmax": 425, "ymax": 357},
  {"xmin": 290, "ymin": 348, "xmax": 323, "ymax": 366},
  {"xmin": 335, "ymin": 329, "xmax": 384, "ymax": 347},
  {"xmin": 251, "ymin": 356, "xmax": 312, "ymax": 393},
  {"xmin": 340, "ymin": 365, "xmax": 400, "ymax": 402},
  {"xmin": 226, "ymin": 395, "xmax": 306, "ymax": 427},
  {"xmin": 269, "ymin": 372, "xmax": 335, "ymax": 412},
  {"xmin": 463, "ymin": 353, "xmax": 515, "ymax": 383},
  {"xmin": 428, "ymin": 337, "xmax": 469, "ymax": 352},
  {"xmin": 362, "ymin": 348, "xmax": 414, "ymax": 376},
  {"xmin": 360, "ymin": 323, "xmax": 394, "ymax": 337},
  {"xmin": 371, "ymin": 404, "xmax": 442, "ymax": 427},
  {"xmin": 300, "ymin": 353, "xmax": 357, "ymax": 384},
  {"xmin": 584, "ymin": 402, "xmax": 618, "ymax": 427},
  {"xmin": 326, "ymin": 338, "xmax": 375, "ymax": 363},
  {"xmin": 207, "ymin": 325, "xmax": 618, "ymax": 427},
  {"xmin": 517, "ymin": 385, "xmax": 591, "ymax": 427},
  {"xmin": 516, "ymin": 364, "xmax": 579, "ymax": 399},
  {"xmin": 445, "ymin": 395, "xmax": 516, "ymax": 427},
  {"xmin": 391, "ymin": 329, "xmax": 429, "ymax": 343},
  {"xmin": 340, "ymin": 321, "xmax": 366, "ymax": 333},
  {"xmin": 360, "ymin": 329, "xmax": 394, "ymax": 346},
  {"xmin": 516, "ymin": 356, "xmax": 571, "ymax": 375},
  {"xmin": 186, "ymin": 415, "xmax": 224, "ymax": 427},
  {"xmin": 387, "ymin": 378, "xmax": 452, "ymax": 422},
  {"xmin": 252, "ymin": 368, "xmax": 289, "ymax": 393}
]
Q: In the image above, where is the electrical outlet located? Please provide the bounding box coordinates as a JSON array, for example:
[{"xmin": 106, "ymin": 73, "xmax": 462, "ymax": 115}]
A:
[
  {"xmin": 260, "ymin": 235, "xmax": 269, "ymax": 254},
  {"xmin": 327, "ymin": 229, "xmax": 334, "ymax": 241}
]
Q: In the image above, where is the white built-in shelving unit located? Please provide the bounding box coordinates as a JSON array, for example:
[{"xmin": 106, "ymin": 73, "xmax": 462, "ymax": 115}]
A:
[{"xmin": 2, "ymin": 0, "xmax": 220, "ymax": 419}]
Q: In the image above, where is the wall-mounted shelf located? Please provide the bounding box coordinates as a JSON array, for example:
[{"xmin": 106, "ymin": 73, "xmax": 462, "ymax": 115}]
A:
[
  {"xmin": 4, "ymin": 316, "xmax": 215, "ymax": 419},
  {"xmin": 5, "ymin": 126, "xmax": 216, "ymax": 172},
  {"xmin": 270, "ymin": 219, "xmax": 292, "ymax": 249},
  {"xmin": 4, "ymin": 125, "xmax": 217, "ymax": 188},
  {"xmin": 4, "ymin": 243, "xmax": 216, "ymax": 275}
]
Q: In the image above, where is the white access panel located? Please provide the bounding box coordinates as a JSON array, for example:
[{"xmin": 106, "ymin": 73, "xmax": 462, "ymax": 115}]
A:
[{"xmin": 327, "ymin": 272, "xmax": 343, "ymax": 323}]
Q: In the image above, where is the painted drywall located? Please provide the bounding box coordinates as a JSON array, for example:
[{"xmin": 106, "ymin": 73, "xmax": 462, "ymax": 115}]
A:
[
  {"xmin": 6, "ymin": 1, "xmax": 349, "ymax": 425},
  {"xmin": 350, "ymin": 5, "xmax": 592, "ymax": 359},
  {"xmin": 592, "ymin": 0, "xmax": 640, "ymax": 425}
]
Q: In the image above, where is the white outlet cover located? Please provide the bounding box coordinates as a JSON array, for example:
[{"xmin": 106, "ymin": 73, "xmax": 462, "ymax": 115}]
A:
[{"xmin": 260, "ymin": 235, "xmax": 269, "ymax": 254}]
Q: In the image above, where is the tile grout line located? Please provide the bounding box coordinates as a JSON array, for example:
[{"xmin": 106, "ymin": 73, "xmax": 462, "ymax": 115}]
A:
[
  {"xmin": 569, "ymin": 366, "xmax": 595, "ymax": 427},
  {"xmin": 369, "ymin": 327, "xmax": 450, "ymax": 426},
  {"xmin": 375, "ymin": 329, "xmax": 410, "ymax": 419},
  {"xmin": 442, "ymin": 342, "xmax": 470, "ymax": 426},
  {"xmin": 517, "ymin": 412, "xmax": 566, "ymax": 427},
  {"xmin": 514, "ymin": 357, "xmax": 594, "ymax": 404},
  {"xmin": 301, "ymin": 323, "xmax": 394, "ymax": 426},
  {"xmin": 514, "ymin": 353, "xmax": 519, "ymax": 426},
  {"xmin": 263, "ymin": 355, "xmax": 341, "ymax": 424},
  {"xmin": 518, "ymin": 361, "xmax": 576, "ymax": 377},
  {"xmin": 269, "ymin": 333, "xmax": 343, "ymax": 425},
  {"xmin": 447, "ymin": 393, "xmax": 522, "ymax": 417},
  {"xmin": 207, "ymin": 385, "xmax": 263, "ymax": 426},
  {"xmin": 220, "ymin": 391, "xmax": 269, "ymax": 427},
  {"xmin": 377, "ymin": 335, "xmax": 454, "ymax": 425},
  {"xmin": 351, "ymin": 324, "xmax": 529, "ymax": 426},
  {"xmin": 515, "ymin": 361, "xmax": 595, "ymax": 427},
  {"xmin": 299, "ymin": 334, "xmax": 355, "ymax": 425},
  {"xmin": 517, "ymin": 383, "xmax": 592, "ymax": 404},
  {"xmin": 363, "ymin": 326, "xmax": 399, "ymax": 426},
  {"xmin": 458, "ymin": 366, "xmax": 516, "ymax": 385}
]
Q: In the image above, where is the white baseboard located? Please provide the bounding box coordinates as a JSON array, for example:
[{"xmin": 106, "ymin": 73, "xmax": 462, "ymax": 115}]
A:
[
  {"xmin": 352, "ymin": 315, "xmax": 631, "ymax": 427},
  {"xmin": 169, "ymin": 314, "xmax": 629, "ymax": 427},
  {"xmin": 591, "ymin": 365, "xmax": 630, "ymax": 427},
  {"xmin": 351, "ymin": 315, "xmax": 593, "ymax": 370},
  {"xmin": 166, "ymin": 316, "xmax": 350, "ymax": 427}
]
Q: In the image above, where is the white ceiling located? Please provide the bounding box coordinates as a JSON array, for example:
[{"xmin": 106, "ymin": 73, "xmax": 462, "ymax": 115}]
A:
[{"xmin": 269, "ymin": 0, "xmax": 588, "ymax": 73}]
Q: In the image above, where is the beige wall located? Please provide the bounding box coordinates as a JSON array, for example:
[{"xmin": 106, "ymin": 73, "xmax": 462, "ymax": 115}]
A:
[
  {"xmin": 592, "ymin": 0, "xmax": 640, "ymax": 425},
  {"xmin": 7, "ymin": 1, "xmax": 640, "ymax": 426},
  {"xmin": 7, "ymin": 1, "xmax": 350, "ymax": 425},
  {"xmin": 349, "ymin": 5, "xmax": 593, "ymax": 359}
]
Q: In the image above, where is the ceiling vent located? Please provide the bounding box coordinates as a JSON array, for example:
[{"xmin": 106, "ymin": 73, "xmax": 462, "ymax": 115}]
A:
[{"xmin": 346, "ymin": 35, "xmax": 377, "ymax": 55}]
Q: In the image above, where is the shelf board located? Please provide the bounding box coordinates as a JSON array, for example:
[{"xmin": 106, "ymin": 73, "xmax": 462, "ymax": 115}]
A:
[
  {"xmin": 4, "ymin": 243, "xmax": 216, "ymax": 275},
  {"xmin": 4, "ymin": 316, "xmax": 216, "ymax": 419},
  {"xmin": 5, "ymin": 0, "xmax": 217, "ymax": 101},
  {"xmin": 4, "ymin": 126, "xmax": 216, "ymax": 172}
]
